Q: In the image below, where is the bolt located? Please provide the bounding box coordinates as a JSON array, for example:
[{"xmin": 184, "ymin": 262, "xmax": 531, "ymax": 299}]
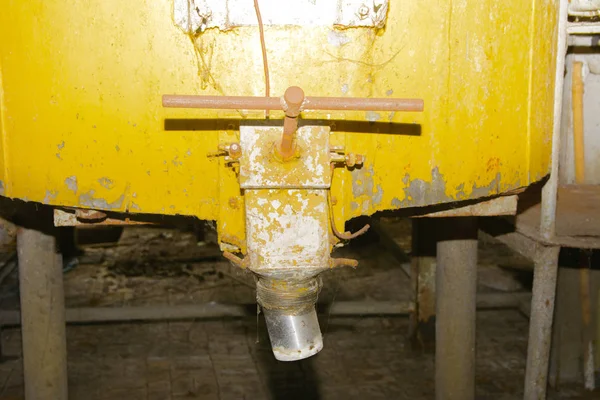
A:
[
  {"xmin": 228, "ymin": 197, "xmax": 239, "ymax": 209},
  {"xmin": 358, "ymin": 5, "xmax": 369, "ymax": 19},
  {"xmin": 345, "ymin": 153, "xmax": 365, "ymax": 168},
  {"xmin": 228, "ymin": 143, "xmax": 242, "ymax": 159}
]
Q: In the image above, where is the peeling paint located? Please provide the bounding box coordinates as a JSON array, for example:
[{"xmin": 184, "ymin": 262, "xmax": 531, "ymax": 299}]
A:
[
  {"xmin": 64, "ymin": 176, "xmax": 78, "ymax": 193},
  {"xmin": 455, "ymin": 183, "xmax": 466, "ymax": 199},
  {"xmin": 394, "ymin": 168, "xmax": 505, "ymax": 209},
  {"xmin": 245, "ymin": 189, "xmax": 329, "ymax": 279},
  {"xmin": 373, "ymin": 184, "xmax": 383, "ymax": 205},
  {"xmin": 43, "ymin": 190, "xmax": 58, "ymax": 204},
  {"xmin": 470, "ymin": 172, "xmax": 501, "ymax": 198},
  {"xmin": 79, "ymin": 190, "xmax": 125, "ymax": 210},
  {"xmin": 172, "ymin": 156, "xmax": 183, "ymax": 167},
  {"xmin": 55, "ymin": 141, "xmax": 65, "ymax": 160},
  {"xmin": 97, "ymin": 177, "xmax": 114, "ymax": 189},
  {"xmin": 239, "ymin": 126, "xmax": 330, "ymax": 189},
  {"xmin": 341, "ymin": 83, "xmax": 349, "ymax": 94},
  {"xmin": 0, "ymin": 181, "xmax": 4, "ymax": 196},
  {"xmin": 400, "ymin": 167, "xmax": 447, "ymax": 207},
  {"xmin": 351, "ymin": 166, "xmax": 375, "ymax": 198}
]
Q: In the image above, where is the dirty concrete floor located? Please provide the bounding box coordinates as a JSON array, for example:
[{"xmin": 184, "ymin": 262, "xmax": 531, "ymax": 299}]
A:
[{"xmin": 0, "ymin": 220, "xmax": 592, "ymax": 399}]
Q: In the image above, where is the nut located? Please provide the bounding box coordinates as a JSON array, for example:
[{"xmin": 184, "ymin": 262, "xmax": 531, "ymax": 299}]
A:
[{"xmin": 228, "ymin": 143, "xmax": 242, "ymax": 159}]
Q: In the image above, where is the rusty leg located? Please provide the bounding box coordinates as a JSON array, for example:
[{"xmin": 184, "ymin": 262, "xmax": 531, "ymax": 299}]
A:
[
  {"xmin": 17, "ymin": 228, "xmax": 68, "ymax": 400},
  {"xmin": 410, "ymin": 218, "xmax": 438, "ymax": 351},
  {"xmin": 524, "ymin": 245, "xmax": 560, "ymax": 400},
  {"xmin": 435, "ymin": 217, "xmax": 478, "ymax": 400}
]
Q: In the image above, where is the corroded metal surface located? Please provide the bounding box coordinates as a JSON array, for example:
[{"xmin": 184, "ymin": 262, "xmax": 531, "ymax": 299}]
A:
[
  {"xmin": 239, "ymin": 125, "xmax": 331, "ymax": 189},
  {"xmin": 53, "ymin": 209, "xmax": 151, "ymax": 227},
  {"xmin": 0, "ymin": 0, "xmax": 559, "ymax": 236}
]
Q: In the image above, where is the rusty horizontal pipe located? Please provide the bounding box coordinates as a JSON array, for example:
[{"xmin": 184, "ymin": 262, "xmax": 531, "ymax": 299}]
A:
[
  {"xmin": 302, "ymin": 96, "xmax": 423, "ymax": 112},
  {"xmin": 162, "ymin": 95, "xmax": 282, "ymax": 110},
  {"xmin": 162, "ymin": 94, "xmax": 424, "ymax": 113}
]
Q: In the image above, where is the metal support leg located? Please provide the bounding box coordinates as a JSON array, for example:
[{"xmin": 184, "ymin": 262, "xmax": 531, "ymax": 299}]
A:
[
  {"xmin": 435, "ymin": 217, "xmax": 478, "ymax": 400},
  {"xmin": 524, "ymin": 245, "xmax": 560, "ymax": 400},
  {"xmin": 410, "ymin": 218, "xmax": 438, "ymax": 351},
  {"xmin": 17, "ymin": 228, "xmax": 68, "ymax": 400}
]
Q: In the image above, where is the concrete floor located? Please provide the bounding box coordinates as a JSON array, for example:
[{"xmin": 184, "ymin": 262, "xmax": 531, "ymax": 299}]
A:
[{"xmin": 0, "ymin": 221, "xmax": 592, "ymax": 399}]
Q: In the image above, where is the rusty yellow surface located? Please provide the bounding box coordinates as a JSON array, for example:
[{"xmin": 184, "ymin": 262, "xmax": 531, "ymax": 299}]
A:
[{"xmin": 0, "ymin": 1, "xmax": 558, "ymax": 247}]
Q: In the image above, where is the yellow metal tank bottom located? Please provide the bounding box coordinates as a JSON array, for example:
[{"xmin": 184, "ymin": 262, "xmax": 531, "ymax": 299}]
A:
[{"xmin": 0, "ymin": 0, "xmax": 558, "ymax": 246}]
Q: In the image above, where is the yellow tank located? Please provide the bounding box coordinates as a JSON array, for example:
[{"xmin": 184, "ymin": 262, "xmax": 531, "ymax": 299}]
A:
[
  {"xmin": 0, "ymin": 0, "xmax": 558, "ymax": 226},
  {"xmin": 0, "ymin": 0, "xmax": 559, "ymax": 360}
]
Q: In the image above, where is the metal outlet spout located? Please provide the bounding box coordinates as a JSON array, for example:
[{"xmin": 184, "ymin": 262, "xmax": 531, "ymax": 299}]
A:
[{"xmin": 257, "ymin": 277, "xmax": 323, "ymax": 361}]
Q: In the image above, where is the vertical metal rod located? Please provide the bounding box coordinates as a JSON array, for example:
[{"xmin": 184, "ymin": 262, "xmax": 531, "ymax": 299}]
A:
[
  {"xmin": 571, "ymin": 60, "xmax": 595, "ymax": 391},
  {"xmin": 278, "ymin": 86, "xmax": 304, "ymax": 160},
  {"xmin": 435, "ymin": 217, "xmax": 478, "ymax": 400},
  {"xmin": 17, "ymin": 228, "xmax": 68, "ymax": 400},
  {"xmin": 524, "ymin": 245, "xmax": 560, "ymax": 400},
  {"xmin": 579, "ymin": 251, "xmax": 595, "ymax": 390},
  {"xmin": 572, "ymin": 61, "xmax": 586, "ymax": 183},
  {"xmin": 540, "ymin": 0, "xmax": 569, "ymax": 240}
]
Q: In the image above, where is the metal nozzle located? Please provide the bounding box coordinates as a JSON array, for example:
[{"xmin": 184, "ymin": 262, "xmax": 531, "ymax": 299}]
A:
[
  {"xmin": 263, "ymin": 307, "xmax": 323, "ymax": 361},
  {"xmin": 257, "ymin": 277, "xmax": 323, "ymax": 361}
]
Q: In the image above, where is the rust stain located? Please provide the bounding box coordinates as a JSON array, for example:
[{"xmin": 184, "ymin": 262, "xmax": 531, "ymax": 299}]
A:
[
  {"xmin": 486, "ymin": 157, "xmax": 501, "ymax": 174},
  {"xmin": 228, "ymin": 197, "xmax": 240, "ymax": 209}
]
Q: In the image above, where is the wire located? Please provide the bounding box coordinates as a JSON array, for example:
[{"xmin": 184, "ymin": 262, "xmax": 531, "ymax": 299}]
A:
[
  {"xmin": 328, "ymin": 163, "xmax": 370, "ymax": 240},
  {"xmin": 253, "ymin": 0, "xmax": 270, "ymax": 117}
]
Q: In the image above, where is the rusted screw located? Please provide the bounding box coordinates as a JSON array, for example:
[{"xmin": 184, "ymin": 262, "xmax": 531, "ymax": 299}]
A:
[
  {"xmin": 358, "ymin": 5, "xmax": 369, "ymax": 19},
  {"xmin": 229, "ymin": 142, "xmax": 242, "ymax": 159},
  {"xmin": 345, "ymin": 153, "xmax": 365, "ymax": 168}
]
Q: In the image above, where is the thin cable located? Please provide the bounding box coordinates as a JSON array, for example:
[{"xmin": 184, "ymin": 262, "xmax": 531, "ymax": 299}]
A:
[{"xmin": 253, "ymin": 0, "xmax": 270, "ymax": 117}]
